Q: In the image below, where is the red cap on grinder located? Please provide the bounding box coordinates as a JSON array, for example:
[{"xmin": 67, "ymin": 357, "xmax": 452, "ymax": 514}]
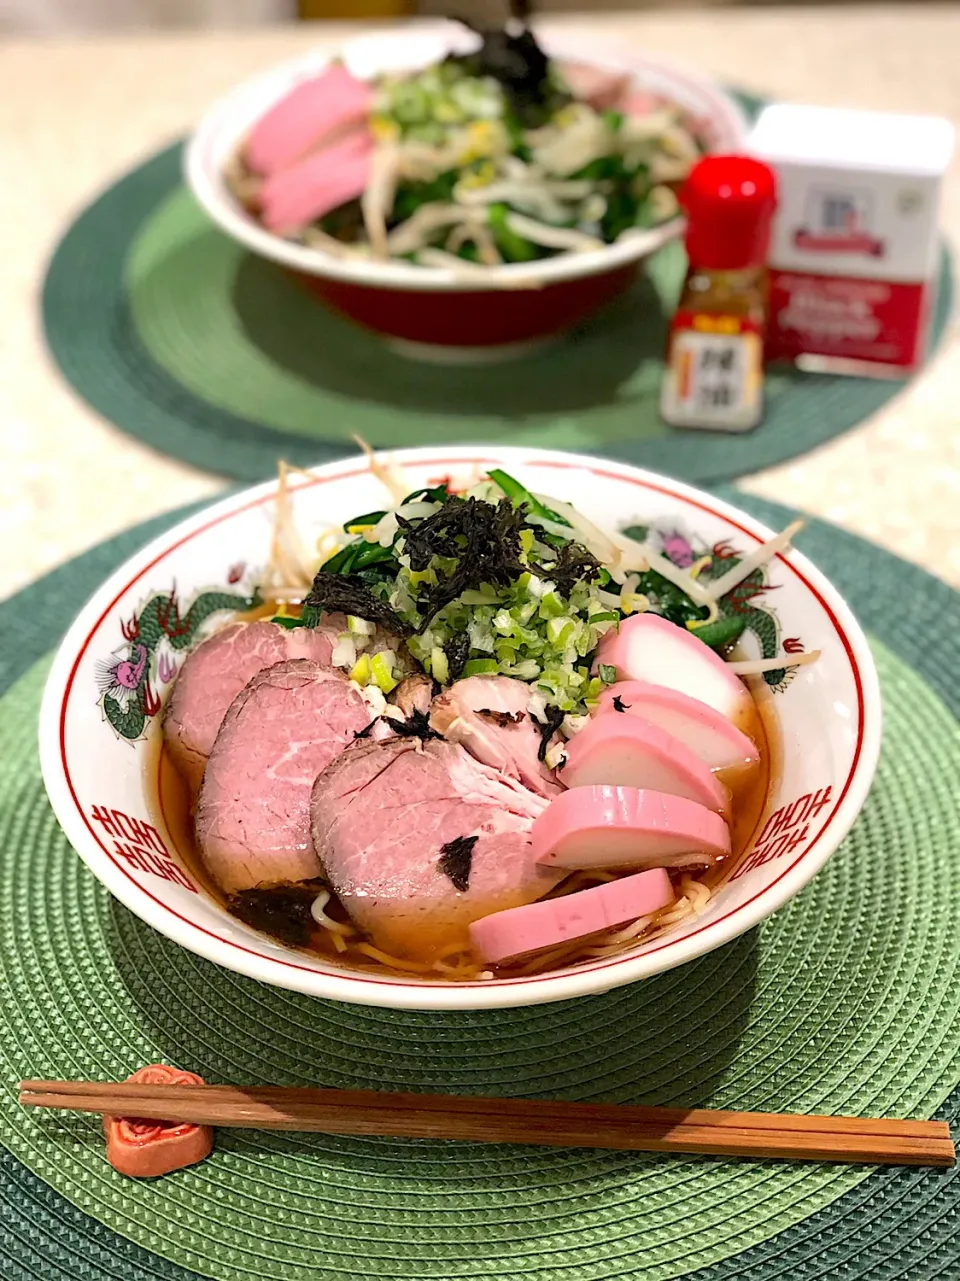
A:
[{"xmin": 681, "ymin": 155, "xmax": 778, "ymax": 270}]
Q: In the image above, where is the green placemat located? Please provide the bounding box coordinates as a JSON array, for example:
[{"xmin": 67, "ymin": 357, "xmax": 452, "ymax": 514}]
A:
[
  {"xmin": 42, "ymin": 132, "xmax": 955, "ymax": 486},
  {"xmin": 1, "ymin": 492, "xmax": 958, "ymax": 1281}
]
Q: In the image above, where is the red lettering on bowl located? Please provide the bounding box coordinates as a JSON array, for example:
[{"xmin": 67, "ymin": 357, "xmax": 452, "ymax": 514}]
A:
[
  {"xmin": 89, "ymin": 806, "xmax": 196, "ymax": 892},
  {"xmin": 732, "ymin": 785, "xmax": 833, "ymax": 881}
]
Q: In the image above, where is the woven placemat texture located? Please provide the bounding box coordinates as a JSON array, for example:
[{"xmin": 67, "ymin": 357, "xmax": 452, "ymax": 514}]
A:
[
  {"xmin": 42, "ymin": 134, "xmax": 954, "ymax": 485},
  {"xmin": 0, "ymin": 491, "xmax": 958, "ymax": 1281}
]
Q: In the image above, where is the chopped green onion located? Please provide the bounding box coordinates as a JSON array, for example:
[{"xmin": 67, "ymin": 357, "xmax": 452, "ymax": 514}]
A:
[
  {"xmin": 546, "ymin": 616, "xmax": 575, "ymax": 646},
  {"xmin": 270, "ymin": 615, "xmax": 302, "ymax": 630},
  {"xmin": 459, "ymin": 587, "xmax": 500, "ymax": 605},
  {"xmin": 431, "ymin": 646, "xmax": 449, "ymax": 685},
  {"xmin": 464, "ymin": 658, "xmax": 499, "ymax": 676},
  {"xmin": 347, "ymin": 615, "xmax": 376, "ymax": 636},
  {"xmin": 538, "ymin": 591, "xmax": 567, "ymax": 620},
  {"xmin": 433, "ymin": 98, "xmax": 466, "ymax": 125},
  {"xmin": 371, "ymin": 651, "xmax": 398, "ymax": 694},
  {"xmin": 598, "ymin": 664, "xmax": 618, "ymax": 684},
  {"xmin": 390, "ymin": 81, "xmax": 431, "ymax": 125},
  {"xmin": 505, "ymin": 659, "xmax": 540, "ymax": 680},
  {"xmin": 349, "ymin": 653, "xmax": 372, "ymax": 685}
]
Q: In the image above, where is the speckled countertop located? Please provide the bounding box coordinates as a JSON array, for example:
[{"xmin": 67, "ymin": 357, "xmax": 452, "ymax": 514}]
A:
[{"xmin": 1, "ymin": 4, "xmax": 958, "ymax": 600}]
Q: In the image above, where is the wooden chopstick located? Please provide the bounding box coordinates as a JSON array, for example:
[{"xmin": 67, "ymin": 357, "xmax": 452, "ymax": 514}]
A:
[{"xmin": 19, "ymin": 1080, "xmax": 954, "ymax": 1167}]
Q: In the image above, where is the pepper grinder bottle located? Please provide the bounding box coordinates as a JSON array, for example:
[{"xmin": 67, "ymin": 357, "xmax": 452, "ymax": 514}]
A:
[{"xmin": 660, "ymin": 155, "xmax": 778, "ymax": 432}]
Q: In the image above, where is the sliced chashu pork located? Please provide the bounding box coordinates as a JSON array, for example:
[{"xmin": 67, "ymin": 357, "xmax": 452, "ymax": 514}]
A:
[
  {"xmin": 163, "ymin": 617, "xmax": 349, "ymax": 792},
  {"xmin": 428, "ymin": 675, "xmax": 561, "ymax": 797},
  {"xmin": 557, "ymin": 60, "xmax": 633, "ymax": 111},
  {"xmin": 196, "ymin": 659, "xmax": 369, "ymax": 895},
  {"xmin": 310, "ymin": 737, "xmax": 562, "ymax": 961}
]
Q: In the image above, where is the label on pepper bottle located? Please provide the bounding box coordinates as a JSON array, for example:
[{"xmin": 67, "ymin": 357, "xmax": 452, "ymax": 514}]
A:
[{"xmin": 660, "ymin": 312, "xmax": 764, "ymax": 432}]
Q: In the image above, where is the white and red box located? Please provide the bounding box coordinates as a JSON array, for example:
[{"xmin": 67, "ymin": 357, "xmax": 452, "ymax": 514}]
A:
[{"xmin": 749, "ymin": 104, "xmax": 954, "ymax": 375}]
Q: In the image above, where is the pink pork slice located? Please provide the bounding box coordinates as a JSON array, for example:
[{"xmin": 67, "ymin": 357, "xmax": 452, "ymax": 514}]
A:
[
  {"xmin": 259, "ymin": 128, "xmax": 373, "ymax": 232},
  {"xmin": 558, "ymin": 60, "xmax": 634, "ymax": 111},
  {"xmin": 595, "ymin": 612, "xmax": 753, "ymax": 727},
  {"xmin": 618, "ymin": 89, "xmax": 661, "ymax": 117},
  {"xmin": 162, "ymin": 617, "xmax": 346, "ymax": 792},
  {"xmin": 596, "ymin": 681, "xmax": 759, "ymax": 772},
  {"xmin": 310, "ymin": 736, "xmax": 560, "ymax": 961},
  {"xmin": 429, "ymin": 675, "xmax": 561, "ymax": 798},
  {"xmin": 196, "ymin": 659, "xmax": 369, "ymax": 894},
  {"xmin": 560, "ymin": 713, "xmax": 728, "ymax": 812},
  {"xmin": 532, "ymin": 786, "xmax": 731, "ymax": 872},
  {"xmin": 469, "ymin": 867, "xmax": 674, "ymax": 965},
  {"xmin": 245, "ymin": 64, "xmax": 374, "ymax": 178}
]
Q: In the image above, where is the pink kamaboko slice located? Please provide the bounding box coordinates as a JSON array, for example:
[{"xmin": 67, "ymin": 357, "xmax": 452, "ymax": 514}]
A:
[
  {"xmin": 560, "ymin": 713, "xmax": 728, "ymax": 812},
  {"xmin": 596, "ymin": 681, "xmax": 759, "ymax": 772},
  {"xmin": 469, "ymin": 867, "xmax": 674, "ymax": 965},
  {"xmin": 245, "ymin": 64, "xmax": 374, "ymax": 177},
  {"xmin": 259, "ymin": 129, "xmax": 374, "ymax": 232},
  {"xmin": 595, "ymin": 613, "xmax": 752, "ymax": 724},
  {"xmin": 532, "ymin": 786, "xmax": 730, "ymax": 872}
]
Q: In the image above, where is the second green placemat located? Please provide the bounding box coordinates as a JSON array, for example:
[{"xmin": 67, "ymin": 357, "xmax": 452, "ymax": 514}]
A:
[{"xmin": 43, "ymin": 138, "xmax": 954, "ymax": 485}]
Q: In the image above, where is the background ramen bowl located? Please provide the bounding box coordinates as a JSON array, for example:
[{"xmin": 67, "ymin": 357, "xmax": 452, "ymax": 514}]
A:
[
  {"xmin": 39, "ymin": 448, "xmax": 881, "ymax": 1010},
  {"xmin": 184, "ymin": 26, "xmax": 749, "ymax": 358}
]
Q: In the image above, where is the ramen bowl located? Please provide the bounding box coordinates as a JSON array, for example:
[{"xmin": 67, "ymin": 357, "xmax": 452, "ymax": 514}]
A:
[
  {"xmin": 39, "ymin": 448, "xmax": 881, "ymax": 1010},
  {"xmin": 184, "ymin": 26, "xmax": 748, "ymax": 357}
]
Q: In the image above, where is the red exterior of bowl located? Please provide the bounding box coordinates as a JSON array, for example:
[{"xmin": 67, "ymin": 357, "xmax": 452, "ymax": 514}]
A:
[{"xmin": 293, "ymin": 262, "xmax": 639, "ymax": 347}]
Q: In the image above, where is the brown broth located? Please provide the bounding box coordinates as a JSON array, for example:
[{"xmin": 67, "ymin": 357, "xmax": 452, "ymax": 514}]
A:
[
  {"xmin": 709, "ymin": 686, "xmax": 778, "ymax": 887},
  {"xmin": 147, "ymin": 681, "xmax": 779, "ymax": 979}
]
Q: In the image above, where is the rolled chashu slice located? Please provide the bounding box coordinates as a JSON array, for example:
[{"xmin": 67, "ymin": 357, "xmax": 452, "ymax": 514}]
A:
[
  {"xmin": 310, "ymin": 737, "xmax": 562, "ymax": 962},
  {"xmin": 429, "ymin": 675, "xmax": 561, "ymax": 798},
  {"xmin": 196, "ymin": 659, "xmax": 369, "ymax": 896}
]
